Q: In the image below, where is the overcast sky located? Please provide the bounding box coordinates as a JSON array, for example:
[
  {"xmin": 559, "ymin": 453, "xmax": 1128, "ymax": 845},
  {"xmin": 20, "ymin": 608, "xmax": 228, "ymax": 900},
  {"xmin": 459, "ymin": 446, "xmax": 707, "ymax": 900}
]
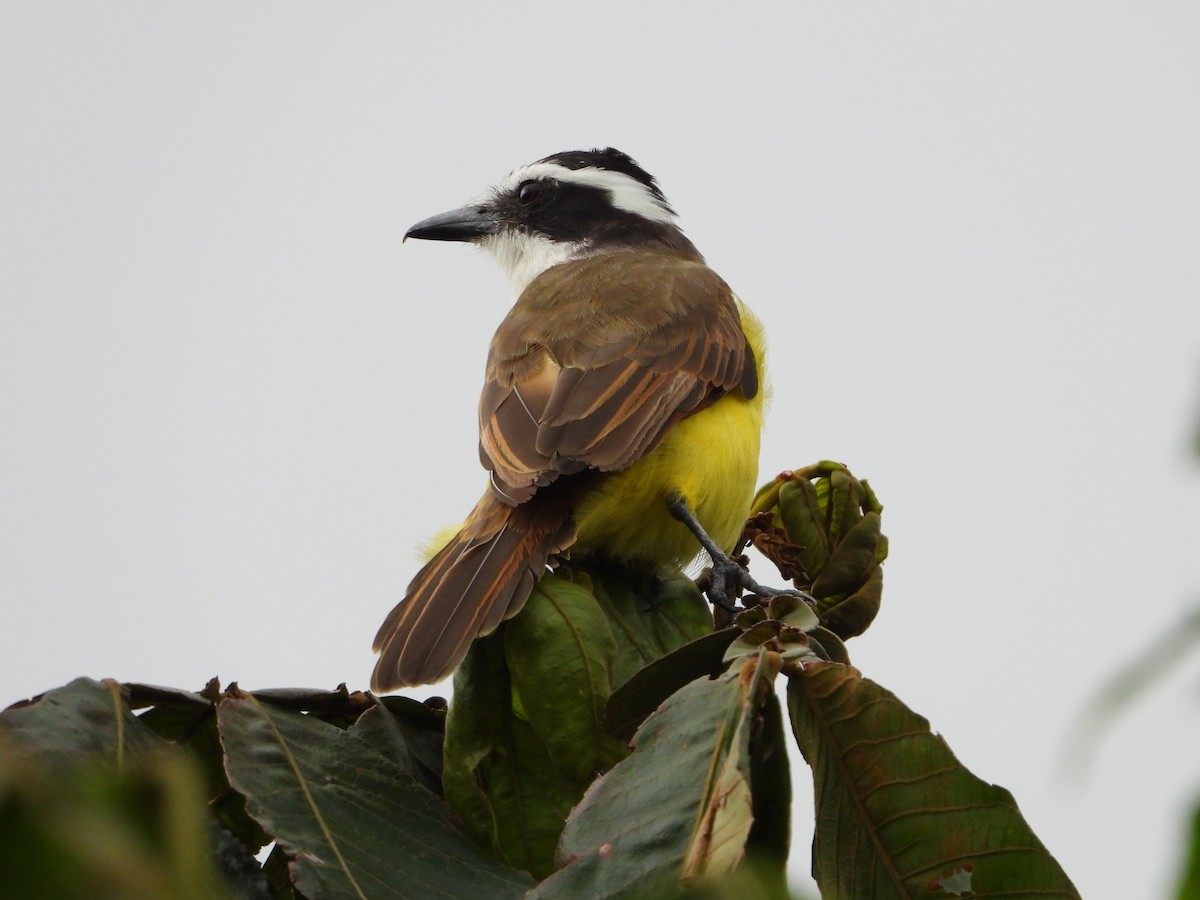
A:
[{"xmin": 2, "ymin": 4, "xmax": 1198, "ymax": 897}]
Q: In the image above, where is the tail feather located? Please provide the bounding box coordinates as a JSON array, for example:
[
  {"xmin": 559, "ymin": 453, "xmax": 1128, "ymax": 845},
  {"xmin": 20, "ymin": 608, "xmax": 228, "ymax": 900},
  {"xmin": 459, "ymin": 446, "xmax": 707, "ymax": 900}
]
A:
[{"xmin": 371, "ymin": 492, "xmax": 575, "ymax": 691}]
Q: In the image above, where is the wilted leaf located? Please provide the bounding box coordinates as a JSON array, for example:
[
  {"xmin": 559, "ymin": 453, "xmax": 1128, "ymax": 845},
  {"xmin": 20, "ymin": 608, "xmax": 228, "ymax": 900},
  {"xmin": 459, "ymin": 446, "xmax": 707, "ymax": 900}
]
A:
[
  {"xmin": 787, "ymin": 662, "xmax": 1079, "ymax": 899},
  {"xmin": 724, "ymin": 623, "xmax": 783, "ymax": 662},
  {"xmin": 247, "ymin": 684, "xmax": 374, "ymax": 728},
  {"xmin": 217, "ymin": 691, "xmax": 532, "ymax": 899},
  {"xmin": 762, "ymin": 465, "xmax": 886, "ymax": 640},
  {"xmin": 125, "ymin": 682, "xmax": 214, "ymax": 711}
]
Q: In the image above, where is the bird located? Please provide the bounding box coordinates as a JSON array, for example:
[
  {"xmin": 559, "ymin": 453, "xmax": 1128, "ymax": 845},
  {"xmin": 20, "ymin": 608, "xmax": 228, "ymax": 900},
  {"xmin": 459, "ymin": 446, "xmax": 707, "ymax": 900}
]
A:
[{"xmin": 372, "ymin": 147, "xmax": 775, "ymax": 692}]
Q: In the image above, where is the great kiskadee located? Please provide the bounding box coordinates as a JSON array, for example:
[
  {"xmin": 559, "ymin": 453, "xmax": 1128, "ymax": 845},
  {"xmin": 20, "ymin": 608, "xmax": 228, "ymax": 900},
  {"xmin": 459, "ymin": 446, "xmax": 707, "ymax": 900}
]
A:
[{"xmin": 372, "ymin": 148, "xmax": 769, "ymax": 692}]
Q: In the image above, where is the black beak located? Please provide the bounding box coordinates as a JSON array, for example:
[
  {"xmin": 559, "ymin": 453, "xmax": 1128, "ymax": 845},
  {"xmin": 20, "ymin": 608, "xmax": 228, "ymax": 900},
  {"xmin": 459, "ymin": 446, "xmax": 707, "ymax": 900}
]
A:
[{"xmin": 404, "ymin": 205, "xmax": 500, "ymax": 243}]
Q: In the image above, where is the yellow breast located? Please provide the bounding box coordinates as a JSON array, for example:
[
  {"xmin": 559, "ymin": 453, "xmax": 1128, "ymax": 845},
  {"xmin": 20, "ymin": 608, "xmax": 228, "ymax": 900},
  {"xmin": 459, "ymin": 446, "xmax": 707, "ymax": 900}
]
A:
[{"xmin": 571, "ymin": 301, "xmax": 767, "ymax": 570}]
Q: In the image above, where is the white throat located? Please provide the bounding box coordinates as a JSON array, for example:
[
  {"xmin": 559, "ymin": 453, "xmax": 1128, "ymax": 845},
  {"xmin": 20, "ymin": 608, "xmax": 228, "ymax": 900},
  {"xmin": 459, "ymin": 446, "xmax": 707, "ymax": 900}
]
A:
[{"xmin": 481, "ymin": 230, "xmax": 587, "ymax": 298}]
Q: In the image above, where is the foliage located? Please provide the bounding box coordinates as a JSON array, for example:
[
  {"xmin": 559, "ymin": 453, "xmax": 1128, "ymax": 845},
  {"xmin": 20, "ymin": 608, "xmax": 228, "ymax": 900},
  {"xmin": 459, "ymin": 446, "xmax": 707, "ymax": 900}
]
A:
[{"xmin": 0, "ymin": 463, "xmax": 1080, "ymax": 898}]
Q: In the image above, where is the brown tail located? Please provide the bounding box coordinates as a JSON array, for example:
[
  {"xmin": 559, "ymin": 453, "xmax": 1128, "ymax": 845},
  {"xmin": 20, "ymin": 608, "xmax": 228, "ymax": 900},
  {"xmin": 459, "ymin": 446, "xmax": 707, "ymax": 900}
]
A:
[{"xmin": 371, "ymin": 491, "xmax": 576, "ymax": 691}]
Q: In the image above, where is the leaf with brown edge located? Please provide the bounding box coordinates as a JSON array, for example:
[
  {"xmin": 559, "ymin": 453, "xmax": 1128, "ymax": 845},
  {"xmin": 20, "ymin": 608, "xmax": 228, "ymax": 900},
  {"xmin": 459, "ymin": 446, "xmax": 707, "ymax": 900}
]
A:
[{"xmin": 787, "ymin": 662, "xmax": 1080, "ymax": 899}]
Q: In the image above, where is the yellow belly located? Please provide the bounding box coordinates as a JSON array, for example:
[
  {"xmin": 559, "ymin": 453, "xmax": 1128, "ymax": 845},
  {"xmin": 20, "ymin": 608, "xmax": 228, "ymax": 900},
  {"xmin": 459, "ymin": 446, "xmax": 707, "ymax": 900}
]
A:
[{"xmin": 571, "ymin": 303, "xmax": 766, "ymax": 570}]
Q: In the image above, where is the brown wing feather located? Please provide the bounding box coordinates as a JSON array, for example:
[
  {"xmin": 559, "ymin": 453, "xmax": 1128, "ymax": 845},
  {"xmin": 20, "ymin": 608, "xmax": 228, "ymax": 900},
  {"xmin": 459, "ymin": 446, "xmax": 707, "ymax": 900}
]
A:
[
  {"xmin": 371, "ymin": 490, "xmax": 576, "ymax": 691},
  {"xmin": 480, "ymin": 251, "xmax": 751, "ymax": 501}
]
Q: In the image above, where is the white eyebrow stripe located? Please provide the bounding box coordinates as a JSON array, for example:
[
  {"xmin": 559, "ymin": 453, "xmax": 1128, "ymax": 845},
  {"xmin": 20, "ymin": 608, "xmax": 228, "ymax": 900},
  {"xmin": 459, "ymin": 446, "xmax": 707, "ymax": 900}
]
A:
[{"xmin": 501, "ymin": 162, "xmax": 676, "ymax": 224}]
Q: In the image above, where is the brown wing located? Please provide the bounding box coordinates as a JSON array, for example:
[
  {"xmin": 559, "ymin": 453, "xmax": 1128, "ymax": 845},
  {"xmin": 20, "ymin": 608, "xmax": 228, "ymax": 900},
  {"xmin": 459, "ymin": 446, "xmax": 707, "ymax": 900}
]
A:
[
  {"xmin": 371, "ymin": 489, "xmax": 576, "ymax": 690},
  {"xmin": 478, "ymin": 250, "xmax": 756, "ymax": 505}
]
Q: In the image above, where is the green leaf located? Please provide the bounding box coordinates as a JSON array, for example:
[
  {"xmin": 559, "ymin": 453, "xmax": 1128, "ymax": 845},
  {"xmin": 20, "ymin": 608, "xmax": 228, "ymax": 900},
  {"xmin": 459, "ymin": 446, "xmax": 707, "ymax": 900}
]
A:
[
  {"xmin": 138, "ymin": 700, "xmax": 269, "ymax": 852},
  {"xmin": 0, "ymin": 677, "xmax": 168, "ymax": 773},
  {"xmin": 581, "ymin": 565, "xmax": 714, "ymax": 688},
  {"xmin": 826, "ymin": 468, "xmax": 863, "ymax": 543},
  {"xmin": 787, "ymin": 662, "xmax": 1080, "ymax": 898},
  {"xmin": 349, "ymin": 696, "xmax": 445, "ymax": 797},
  {"xmin": 504, "ymin": 575, "xmax": 628, "ymax": 780},
  {"xmin": 769, "ymin": 466, "xmax": 886, "ymax": 641},
  {"xmin": 777, "ymin": 479, "xmax": 830, "ymax": 580},
  {"xmin": 217, "ymin": 690, "xmax": 532, "ymax": 900},
  {"xmin": 442, "ymin": 631, "xmax": 582, "ymax": 878},
  {"xmin": 819, "ymin": 564, "xmax": 883, "ymax": 640},
  {"xmin": 724, "ymin": 622, "xmax": 784, "ymax": 661},
  {"xmin": 767, "ymin": 594, "xmax": 820, "ymax": 631},
  {"xmin": 1176, "ymin": 797, "xmax": 1200, "ymax": 900},
  {"xmin": 809, "ymin": 510, "xmax": 881, "ymax": 600},
  {"xmin": 0, "ymin": 737, "xmax": 232, "ymax": 900},
  {"xmin": 806, "ymin": 627, "xmax": 851, "ymax": 666},
  {"xmin": 531, "ymin": 651, "xmax": 780, "ymax": 899},
  {"xmin": 744, "ymin": 690, "xmax": 791, "ymax": 885},
  {"xmin": 605, "ymin": 628, "xmax": 739, "ymax": 742}
]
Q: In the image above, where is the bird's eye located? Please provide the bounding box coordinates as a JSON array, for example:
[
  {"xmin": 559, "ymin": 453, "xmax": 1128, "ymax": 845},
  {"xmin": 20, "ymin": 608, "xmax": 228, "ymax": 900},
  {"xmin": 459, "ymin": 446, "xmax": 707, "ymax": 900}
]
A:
[{"xmin": 518, "ymin": 181, "xmax": 543, "ymax": 206}]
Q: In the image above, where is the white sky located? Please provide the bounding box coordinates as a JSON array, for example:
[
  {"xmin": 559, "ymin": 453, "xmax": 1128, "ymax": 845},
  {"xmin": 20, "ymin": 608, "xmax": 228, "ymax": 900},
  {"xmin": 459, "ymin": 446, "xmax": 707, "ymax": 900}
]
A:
[{"xmin": 2, "ymin": 5, "xmax": 1198, "ymax": 897}]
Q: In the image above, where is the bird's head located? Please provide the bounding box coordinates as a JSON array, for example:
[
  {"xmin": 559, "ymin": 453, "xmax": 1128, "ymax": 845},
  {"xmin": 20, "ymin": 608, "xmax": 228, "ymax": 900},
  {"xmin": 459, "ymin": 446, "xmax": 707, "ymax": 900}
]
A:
[{"xmin": 404, "ymin": 148, "xmax": 700, "ymax": 295}]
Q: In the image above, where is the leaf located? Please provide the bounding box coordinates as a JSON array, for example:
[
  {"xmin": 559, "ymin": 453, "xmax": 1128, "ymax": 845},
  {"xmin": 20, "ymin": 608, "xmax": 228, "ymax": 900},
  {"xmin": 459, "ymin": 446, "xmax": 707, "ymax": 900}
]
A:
[
  {"xmin": 0, "ymin": 677, "xmax": 168, "ymax": 773},
  {"xmin": 217, "ymin": 691, "xmax": 532, "ymax": 900},
  {"xmin": 806, "ymin": 626, "xmax": 851, "ymax": 666},
  {"xmin": 744, "ymin": 690, "xmax": 791, "ymax": 887},
  {"xmin": 605, "ymin": 628, "xmax": 739, "ymax": 742},
  {"xmin": 767, "ymin": 594, "xmax": 820, "ymax": 632},
  {"xmin": 769, "ymin": 465, "xmax": 886, "ymax": 641},
  {"xmin": 825, "ymin": 468, "xmax": 863, "ymax": 543},
  {"xmin": 0, "ymin": 738, "xmax": 232, "ymax": 900},
  {"xmin": 531, "ymin": 651, "xmax": 781, "ymax": 899},
  {"xmin": 777, "ymin": 479, "xmax": 830, "ymax": 580},
  {"xmin": 138, "ymin": 701, "xmax": 269, "ymax": 852},
  {"xmin": 809, "ymin": 511, "xmax": 881, "ymax": 600},
  {"xmin": 246, "ymin": 684, "xmax": 374, "ymax": 727},
  {"xmin": 349, "ymin": 696, "xmax": 445, "ymax": 797},
  {"xmin": 442, "ymin": 631, "xmax": 582, "ymax": 878},
  {"xmin": 581, "ymin": 565, "xmax": 714, "ymax": 688},
  {"xmin": 1176, "ymin": 797, "xmax": 1200, "ymax": 900},
  {"xmin": 787, "ymin": 662, "xmax": 1080, "ymax": 899},
  {"xmin": 503, "ymin": 575, "xmax": 628, "ymax": 781},
  {"xmin": 819, "ymin": 564, "xmax": 883, "ymax": 640},
  {"xmin": 125, "ymin": 681, "xmax": 215, "ymax": 711}
]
